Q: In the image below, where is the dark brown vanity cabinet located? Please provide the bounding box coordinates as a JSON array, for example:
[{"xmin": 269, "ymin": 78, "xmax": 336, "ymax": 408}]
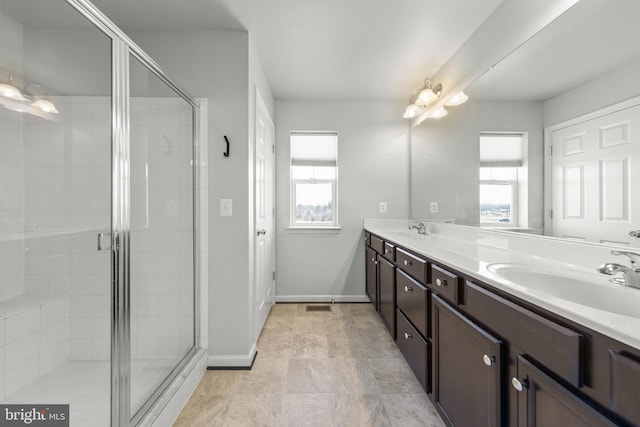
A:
[
  {"xmin": 433, "ymin": 295, "xmax": 502, "ymax": 427},
  {"xmin": 397, "ymin": 309, "xmax": 429, "ymax": 391},
  {"xmin": 364, "ymin": 229, "xmax": 640, "ymax": 426},
  {"xmin": 513, "ymin": 356, "xmax": 617, "ymax": 427},
  {"xmin": 365, "ymin": 246, "xmax": 378, "ymax": 310},
  {"xmin": 378, "ymin": 256, "xmax": 396, "ymax": 339}
]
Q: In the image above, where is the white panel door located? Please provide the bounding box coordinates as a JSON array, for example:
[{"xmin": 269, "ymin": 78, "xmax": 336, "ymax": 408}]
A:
[
  {"xmin": 254, "ymin": 89, "xmax": 276, "ymax": 339},
  {"xmin": 551, "ymin": 103, "xmax": 640, "ymax": 246}
]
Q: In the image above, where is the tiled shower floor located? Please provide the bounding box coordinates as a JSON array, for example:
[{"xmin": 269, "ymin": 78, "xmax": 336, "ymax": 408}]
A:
[
  {"xmin": 4, "ymin": 359, "xmax": 176, "ymax": 427},
  {"xmin": 174, "ymin": 303, "xmax": 445, "ymax": 427}
]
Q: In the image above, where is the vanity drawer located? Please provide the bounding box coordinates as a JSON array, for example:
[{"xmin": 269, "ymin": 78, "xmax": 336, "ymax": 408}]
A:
[
  {"xmin": 396, "ymin": 309, "xmax": 430, "ymax": 392},
  {"xmin": 382, "ymin": 242, "xmax": 395, "ymax": 262},
  {"xmin": 396, "ymin": 269, "xmax": 428, "ymax": 338},
  {"xmin": 364, "ymin": 231, "xmax": 371, "ymax": 247},
  {"xmin": 370, "ymin": 234, "xmax": 384, "ymax": 254},
  {"xmin": 464, "ymin": 281, "xmax": 583, "ymax": 387},
  {"xmin": 430, "ymin": 264, "xmax": 459, "ymax": 305},
  {"xmin": 609, "ymin": 350, "xmax": 640, "ymax": 424},
  {"xmin": 396, "ymin": 248, "xmax": 427, "ymax": 284}
]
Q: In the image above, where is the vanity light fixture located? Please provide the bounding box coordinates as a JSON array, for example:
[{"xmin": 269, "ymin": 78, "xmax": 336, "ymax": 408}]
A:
[
  {"xmin": 415, "ymin": 79, "xmax": 442, "ymax": 106},
  {"xmin": 445, "ymin": 91, "xmax": 468, "ymax": 106},
  {"xmin": 403, "ymin": 103, "xmax": 424, "ymax": 119},
  {"xmin": 0, "ymin": 83, "xmax": 28, "ymax": 101},
  {"xmin": 404, "ymin": 78, "xmax": 443, "ymax": 119},
  {"xmin": 24, "ymin": 84, "xmax": 59, "ymax": 114},
  {"xmin": 30, "ymin": 98, "xmax": 59, "ymax": 114},
  {"xmin": 429, "ymin": 106, "xmax": 448, "ymax": 119}
]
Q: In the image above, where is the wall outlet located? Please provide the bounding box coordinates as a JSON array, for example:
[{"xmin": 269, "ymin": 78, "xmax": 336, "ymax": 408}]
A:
[
  {"xmin": 220, "ymin": 198, "xmax": 233, "ymax": 216},
  {"xmin": 430, "ymin": 201, "xmax": 438, "ymax": 213},
  {"xmin": 379, "ymin": 202, "xmax": 387, "ymax": 213}
]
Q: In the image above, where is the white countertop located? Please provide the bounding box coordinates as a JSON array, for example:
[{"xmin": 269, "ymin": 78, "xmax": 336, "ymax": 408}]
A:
[{"xmin": 364, "ymin": 218, "xmax": 640, "ymax": 351}]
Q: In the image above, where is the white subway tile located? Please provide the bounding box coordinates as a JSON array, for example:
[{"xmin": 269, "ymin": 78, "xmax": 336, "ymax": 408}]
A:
[
  {"xmin": 6, "ymin": 307, "xmax": 40, "ymax": 344},
  {"xmin": 136, "ymin": 337, "xmax": 158, "ymax": 360},
  {"xmin": 5, "ymin": 356, "xmax": 39, "ymax": 397},
  {"xmin": 92, "ymin": 339, "xmax": 109, "ymax": 361},
  {"xmin": 6, "ymin": 331, "xmax": 40, "ymax": 371},
  {"xmin": 69, "ymin": 339, "xmax": 93, "ymax": 360},
  {"xmin": 41, "ymin": 297, "xmax": 67, "ymax": 326},
  {"xmin": 40, "ymin": 343, "xmax": 66, "ymax": 376},
  {"xmin": 41, "ymin": 320, "xmax": 66, "ymax": 350},
  {"xmin": 70, "ymin": 317, "xmax": 93, "ymax": 339}
]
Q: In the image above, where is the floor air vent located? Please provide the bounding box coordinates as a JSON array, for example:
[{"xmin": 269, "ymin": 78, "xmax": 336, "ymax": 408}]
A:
[{"xmin": 305, "ymin": 305, "xmax": 332, "ymax": 312}]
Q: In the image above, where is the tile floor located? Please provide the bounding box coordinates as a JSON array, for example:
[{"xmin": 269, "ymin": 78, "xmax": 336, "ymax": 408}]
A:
[{"xmin": 174, "ymin": 303, "xmax": 445, "ymax": 426}]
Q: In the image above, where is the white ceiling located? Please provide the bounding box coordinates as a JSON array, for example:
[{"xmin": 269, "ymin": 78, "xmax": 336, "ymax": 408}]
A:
[
  {"xmin": 87, "ymin": 0, "xmax": 504, "ymax": 100},
  {"xmin": 466, "ymin": 0, "xmax": 640, "ymax": 102}
]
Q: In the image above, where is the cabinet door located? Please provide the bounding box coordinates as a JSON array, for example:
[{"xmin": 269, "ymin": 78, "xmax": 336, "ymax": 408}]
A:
[
  {"xmin": 433, "ymin": 295, "xmax": 502, "ymax": 427},
  {"xmin": 378, "ymin": 256, "xmax": 396, "ymax": 339},
  {"xmin": 366, "ymin": 246, "xmax": 378, "ymax": 310},
  {"xmin": 514, "ymin": 355, "xmax": 617, "ymax": 427}
]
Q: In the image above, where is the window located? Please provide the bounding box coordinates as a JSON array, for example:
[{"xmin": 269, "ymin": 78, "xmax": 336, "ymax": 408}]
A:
[
  {"xmin": 479, "ymin": 133, "xmax": 525, "ymax": 226},
  {"xmin": 290, "ymin": 131, "xmax": 338, "ymax": 227}
]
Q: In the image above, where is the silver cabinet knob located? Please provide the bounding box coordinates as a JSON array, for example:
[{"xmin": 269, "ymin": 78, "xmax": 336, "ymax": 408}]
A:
[
  {"xmin": 404, "ymin": 332, "xmax": 412, "ymax": 339},
  {"xmin": 436, "ymin": 278, "xmax": 446, "ymax": 286},
  {"xmin": 371, "ymin": 258, "xmax": 375, "ymax": 262},
  {"xmin": 404, "ymin": 285, "xmax": 412, "ymax": 292},
  {"xmin": 403, "ymin": 259, "xmax": 412, "ymax": 266},
  {"xmin": 511, "ymin": 377, "xmax": 527, "ymax": 392},
  {"xmin": 482, "ymin": 354, "xmax": 493, "ymax": 366}
]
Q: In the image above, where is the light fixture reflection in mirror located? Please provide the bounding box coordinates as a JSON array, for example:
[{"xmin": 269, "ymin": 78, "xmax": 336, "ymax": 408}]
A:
[
  {"xmin": 445, "ymin": 91, "xmax": 469, "ymax": 106},
  {"xmin": 429, "ymin": 106, "xmax": 448, "ymax": 119}
]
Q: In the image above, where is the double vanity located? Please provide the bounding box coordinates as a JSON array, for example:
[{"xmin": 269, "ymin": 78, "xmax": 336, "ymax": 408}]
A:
[{"xmin": 363, "ymin": 219, "xmax": 640, "ymax": 427}]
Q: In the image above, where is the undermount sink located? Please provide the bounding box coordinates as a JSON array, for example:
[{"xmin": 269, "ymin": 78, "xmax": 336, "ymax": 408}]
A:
[{"xmin": 485, "ymin": 263, "xmax": 640, "ymax": 318}]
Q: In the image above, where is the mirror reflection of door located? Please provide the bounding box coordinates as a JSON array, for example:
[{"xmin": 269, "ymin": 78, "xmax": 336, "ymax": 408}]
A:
[{"xmin": 551, "ymin": 100, "xmax": 640, "ymax": 247}]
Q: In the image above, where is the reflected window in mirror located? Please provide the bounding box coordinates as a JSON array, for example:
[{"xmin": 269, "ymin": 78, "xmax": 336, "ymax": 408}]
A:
[{"xmin": 479, "ymin": 133, "xmax": 527, "ymax": 228}]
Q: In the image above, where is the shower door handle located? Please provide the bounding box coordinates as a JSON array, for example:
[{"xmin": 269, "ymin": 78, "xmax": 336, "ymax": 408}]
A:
[{"xmin": 97, "ymin": 232, "xmax": 113, "ymax": 251}]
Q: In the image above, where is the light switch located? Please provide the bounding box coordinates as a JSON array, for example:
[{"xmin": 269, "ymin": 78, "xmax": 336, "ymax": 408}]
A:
[
  {"xmin": 220, "ymin": 198, "xmax": 232, "ymax": 216},
  {"xmin": 430, "ymin": 201, "xmax": 438, "ymax": 213},
  {"xmin": 379, "ymin": 202, "xmax": 387, "ymax": 213}
]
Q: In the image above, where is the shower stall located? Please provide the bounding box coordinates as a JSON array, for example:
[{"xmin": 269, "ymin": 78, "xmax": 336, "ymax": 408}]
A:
[{"xmin": 0, "ymin": 0, "xmax": 205, "ymax": 425}]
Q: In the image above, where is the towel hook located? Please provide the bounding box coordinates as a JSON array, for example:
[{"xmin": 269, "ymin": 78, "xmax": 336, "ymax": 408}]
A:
[{"xmin": 223, "ymin": 135, "xmax": 230, "ymax": 157}]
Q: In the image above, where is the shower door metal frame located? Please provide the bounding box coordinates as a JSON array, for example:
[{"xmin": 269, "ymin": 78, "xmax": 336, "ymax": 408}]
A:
[{"xmin": 63, "ymin": 1, "xmax": 202, "ymax": 426}]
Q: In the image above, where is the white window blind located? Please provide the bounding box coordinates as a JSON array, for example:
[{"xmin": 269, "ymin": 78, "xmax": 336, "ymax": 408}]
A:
[
  {"xmin": 291, "ymin": 132, "xmax": 337, "ymax": 167},
  {"xmin": 479, "ymin": 133, "xmax": 523, "ymax": 167},
  {"xmin": 290, "ymin": 131, "xmax": 339, "ymax": 227}
]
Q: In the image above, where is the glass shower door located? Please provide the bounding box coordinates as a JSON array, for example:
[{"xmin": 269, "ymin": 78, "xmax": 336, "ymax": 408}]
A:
[
  {"xmin": 128, "ymin": 54, "xmax": 196, "ymax": 419},
  {"xmin": 0, "ymin": 1, "xmax": 113, "ymax": 426}
]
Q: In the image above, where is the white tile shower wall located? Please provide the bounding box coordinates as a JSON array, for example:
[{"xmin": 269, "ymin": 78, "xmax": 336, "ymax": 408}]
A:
[
  {"xmin": 130, "ymin": 97, "xmax": 197, "ymax": 363},
  {"xmin": 0, "ymin": 296, "xmax": 67, "ymax": 399},
  {"xmin": 0, "ymin": 108, "xmax": 25, "ymax": 300},
  {"xmin": 23, "ymin": 96, "xmax": 111, "ymax": 361}
]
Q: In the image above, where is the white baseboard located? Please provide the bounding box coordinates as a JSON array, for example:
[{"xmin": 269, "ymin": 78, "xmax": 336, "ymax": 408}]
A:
[
  {"xmin": 207, "ymin": 342, "xmax": 257, "ymax": 368},
  {"xmin": 275, "ymin": 295, "xmax": 370, "ymax": 303}
]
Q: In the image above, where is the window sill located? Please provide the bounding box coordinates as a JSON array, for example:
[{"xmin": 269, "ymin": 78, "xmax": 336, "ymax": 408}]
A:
[{"xmin": 287, "ymin": 226, "xmax": 342, "ymax": 234}]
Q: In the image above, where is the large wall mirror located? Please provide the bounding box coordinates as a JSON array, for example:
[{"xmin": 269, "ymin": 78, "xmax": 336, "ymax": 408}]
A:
[{"xmin": 411, "ymin": 0, "xmax": 640, "ymax": 247}]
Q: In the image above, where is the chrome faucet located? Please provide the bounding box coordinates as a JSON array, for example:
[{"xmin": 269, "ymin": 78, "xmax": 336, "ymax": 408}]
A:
[
  {"xmin": 409, "ymin": 221, "xmax": 427, "ymax": 235},
  {"xmin": 597, "ymin": 250, "xmax": 640, "ymax": 289}
]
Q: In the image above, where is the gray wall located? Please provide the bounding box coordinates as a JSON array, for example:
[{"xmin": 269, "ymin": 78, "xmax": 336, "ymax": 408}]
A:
[
  {"xmin": 411, "ymin": 101, "xmax": 544, "ymax": 233},
  {"xmin": 275, "ymin": 100, "xmax": 410, "ymax": 300},
  {"xmin": 544, "ymin": 57, "xmax": 640, "ymax": 127}
]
